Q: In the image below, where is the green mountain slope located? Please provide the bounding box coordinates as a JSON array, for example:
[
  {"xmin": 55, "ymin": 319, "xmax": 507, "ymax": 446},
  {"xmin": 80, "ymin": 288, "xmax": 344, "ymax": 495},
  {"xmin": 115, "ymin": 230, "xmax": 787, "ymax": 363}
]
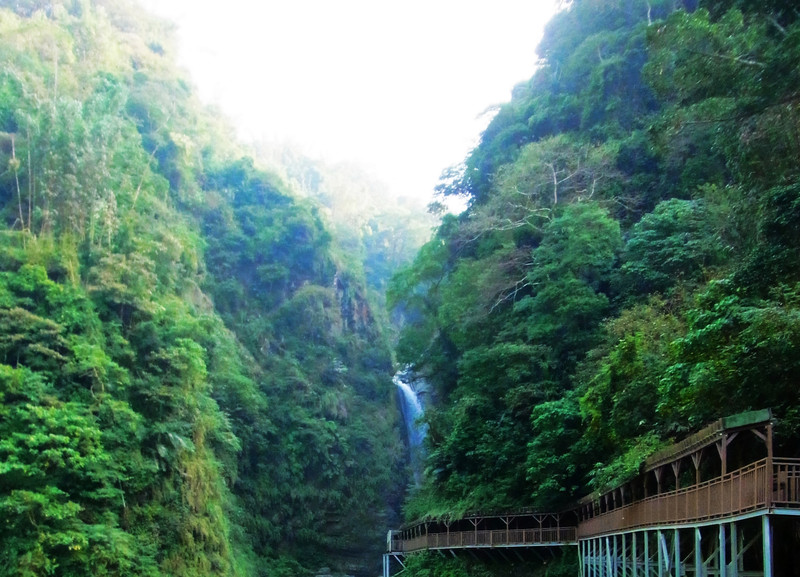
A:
[
  {"xmin": 0, "ymin": 2, "xmax": 408, "ymax": 575},
  {"xmin": 256, "ymin": 144, "xmax": 436, "ymax": 295},
  {"xmin": 391, "ymin": 1, "xmax": 800, "ymax": 568}
]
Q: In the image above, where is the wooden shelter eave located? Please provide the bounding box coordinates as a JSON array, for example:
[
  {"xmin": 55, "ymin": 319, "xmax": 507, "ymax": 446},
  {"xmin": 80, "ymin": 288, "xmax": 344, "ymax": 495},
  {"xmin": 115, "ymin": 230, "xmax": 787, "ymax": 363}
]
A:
[{"xmin": 643, "ymin": 409, "xmax": 773, "ymax": 472}]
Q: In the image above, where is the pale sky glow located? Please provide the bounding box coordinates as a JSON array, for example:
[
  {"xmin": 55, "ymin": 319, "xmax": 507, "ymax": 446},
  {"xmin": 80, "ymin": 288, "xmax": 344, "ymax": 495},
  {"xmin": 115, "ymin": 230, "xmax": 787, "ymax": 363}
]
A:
[{"xmin": 138, "ymin": 0, "xmax": 560, "ymax": 201}]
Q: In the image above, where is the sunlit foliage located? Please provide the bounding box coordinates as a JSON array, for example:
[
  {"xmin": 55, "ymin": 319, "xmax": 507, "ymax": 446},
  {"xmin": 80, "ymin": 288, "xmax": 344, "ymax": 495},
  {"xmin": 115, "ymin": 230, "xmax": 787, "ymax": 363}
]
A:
[
  {"xmin": 391, "ymin": 8, "xmax": 800, "ymax": 577},
  {"xmin": 0, "ymin": 1, "xmax": 407, "ymax": 575}
]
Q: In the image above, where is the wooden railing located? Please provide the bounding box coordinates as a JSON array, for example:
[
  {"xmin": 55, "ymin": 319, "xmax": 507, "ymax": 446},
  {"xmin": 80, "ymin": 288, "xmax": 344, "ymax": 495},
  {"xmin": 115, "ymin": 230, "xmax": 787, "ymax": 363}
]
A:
[
  {"xmin": 578, "ymin": 458, "xmax": 800, "ymax": 538},
  {"xmin": 772, "ymin": 458, "xmax": 800, "ymax": 508},
  {"xmin": 392, "ymin": 459, "xmax": 800, "ymax": 553},
  {"xmin": 400, "ymin": 527, "xmax": 577, "ymax": 553}
]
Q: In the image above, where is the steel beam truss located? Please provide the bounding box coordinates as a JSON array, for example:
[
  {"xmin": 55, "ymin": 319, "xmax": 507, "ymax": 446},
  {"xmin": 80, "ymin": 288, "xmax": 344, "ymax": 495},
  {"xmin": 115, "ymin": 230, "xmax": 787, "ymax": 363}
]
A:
[
  {"xmin": 579, "ymin": 514, "xmax": 774, "ymax": 577},
  {"xmin": 383, "ymin": 553, "xmax": 406, "ymax": 577}
]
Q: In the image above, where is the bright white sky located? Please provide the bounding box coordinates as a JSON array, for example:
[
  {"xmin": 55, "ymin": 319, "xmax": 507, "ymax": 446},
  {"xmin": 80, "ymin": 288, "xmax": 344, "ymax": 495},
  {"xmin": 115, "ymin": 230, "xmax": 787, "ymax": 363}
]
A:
[{"xmin": 138, "ymin": 0, "xmax": 560, "ymax": 201}]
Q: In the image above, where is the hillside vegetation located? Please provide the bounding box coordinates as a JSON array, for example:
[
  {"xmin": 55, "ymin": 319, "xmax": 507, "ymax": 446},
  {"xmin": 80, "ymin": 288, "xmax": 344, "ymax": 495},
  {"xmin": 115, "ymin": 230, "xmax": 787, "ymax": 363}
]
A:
[
  {"xmin": 5, "ymin": 0, "xmax": 800, "ymax": 576},
  {"xmin": 0, "ymin": 1, "xmax": 422, "ymax": 575},
  {"xmin": 391, "ymin": 0, "xmax": 800, "ymax": 542}
]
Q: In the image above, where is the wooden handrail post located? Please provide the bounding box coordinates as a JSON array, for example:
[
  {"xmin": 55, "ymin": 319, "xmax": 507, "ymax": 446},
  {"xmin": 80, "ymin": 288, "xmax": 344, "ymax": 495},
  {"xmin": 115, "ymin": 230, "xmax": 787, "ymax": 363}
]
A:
[
  {"xmin": 692, "ymin": 450, "xmax": 703, "ymax": 485},
  {"xmin": 718, "ymin": 433, "xmax": 727, "ymax": 476},
  {"xmin": 766, "ymin": 423, "xmax": 774, "ymax": 509},
  {"xmin": 672, "ymin": 460, "xmax": 682, "ymax": 490},
  {"xmin": 654, "ymin": 467, "xmax": 664, "ymax": 495},
  {"xmin": 738, "ymin": 469, "xmax": 742, "ymax": 512},
  {"xmin": 767, "ymin": 422, "xmax": 773, "ymax": 462}
]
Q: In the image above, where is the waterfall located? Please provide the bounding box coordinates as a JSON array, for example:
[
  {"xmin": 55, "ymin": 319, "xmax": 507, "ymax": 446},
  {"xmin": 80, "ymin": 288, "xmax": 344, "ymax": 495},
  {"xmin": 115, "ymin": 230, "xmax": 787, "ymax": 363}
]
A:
[{"xmin": 393, "ymin": 369, "xmax": 428, "ymax": 484}]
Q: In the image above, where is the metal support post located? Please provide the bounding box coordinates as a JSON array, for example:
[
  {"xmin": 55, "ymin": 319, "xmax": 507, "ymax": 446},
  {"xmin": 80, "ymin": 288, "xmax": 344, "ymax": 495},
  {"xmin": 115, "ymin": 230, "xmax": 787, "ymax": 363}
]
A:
[
  {"xmin": 580, "ymin": 541, "xmax": 584, "ymax": 577},
  {"xmin": 596, "ymin": 536, "xmax": 601, "ymax": 577},
  {"xmin": 763, "ymin": 515, "xmax": 773, "ymax": 577},
  {"xmin": 695, "ymin": 528, "xmax": 703, "ymax": 577},
  {"xmin": 719, "ymin": 523, "xmax": 727, "ymax": 577},
  {"xmin": 730, "ymin": 522, "xmax": 738, "ymax": 577},
  {"xmin": 623, "ymin": 533, "xmax": 628, "ymax": 577},
  {"xmin": 601, "ymin": 536, "xmax": 607, "ymax": 577}
]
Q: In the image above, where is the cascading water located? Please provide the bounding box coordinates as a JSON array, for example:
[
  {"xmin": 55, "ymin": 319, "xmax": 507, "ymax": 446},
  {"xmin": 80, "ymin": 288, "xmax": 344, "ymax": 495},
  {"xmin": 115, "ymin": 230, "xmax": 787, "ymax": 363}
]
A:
[{"xmin": 393, "ymin": 369, "xmax": 428, "ymax": 485}]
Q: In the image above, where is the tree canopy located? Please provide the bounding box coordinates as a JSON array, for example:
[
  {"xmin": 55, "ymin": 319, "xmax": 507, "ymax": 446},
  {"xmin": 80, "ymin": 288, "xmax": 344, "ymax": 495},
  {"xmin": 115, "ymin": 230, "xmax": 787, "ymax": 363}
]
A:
[
  {"xmin": 0, "ymin": 1, "xmax": 422, "ymax": 575},
  {"xmin": 391, "ymin": 3, "xmax": 800, "ymax": 560}
]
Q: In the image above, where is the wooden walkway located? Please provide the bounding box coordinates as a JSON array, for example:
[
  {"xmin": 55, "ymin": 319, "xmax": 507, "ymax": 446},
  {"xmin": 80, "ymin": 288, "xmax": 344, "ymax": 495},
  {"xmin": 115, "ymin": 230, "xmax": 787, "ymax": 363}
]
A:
[
  {"xmin": 577, "ymin": 457, "xmax": 800, "ymax": 538},
  {"xmin": 385, "ymin": 410, "xmax": 800, "ymax": 576},
  {"xmin": 395, "ymin": 527, "xmax": 577, "ymax": 552}
]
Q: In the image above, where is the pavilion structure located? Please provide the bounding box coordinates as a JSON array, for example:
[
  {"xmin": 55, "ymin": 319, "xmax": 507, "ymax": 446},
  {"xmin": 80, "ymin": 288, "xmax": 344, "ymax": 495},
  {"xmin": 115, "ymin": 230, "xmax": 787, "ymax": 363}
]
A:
[{"xmin": 385, "ymin": 409, "xmax": 800, "ymax": 577}]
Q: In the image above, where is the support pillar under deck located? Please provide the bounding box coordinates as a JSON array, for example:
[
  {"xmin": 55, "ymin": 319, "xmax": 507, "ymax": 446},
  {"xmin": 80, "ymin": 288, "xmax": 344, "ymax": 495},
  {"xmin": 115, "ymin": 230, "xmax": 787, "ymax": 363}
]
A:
[
  {"xmin": 695, "ymin": 527, "xmax": 702, "ymax": 577},
  {"xmin": 383, "ymin": 553, "xmax": 405, "ymax": 577},
  {"xmin": 577, "ymin": 511, "xmax": 783, "ymax": 577},
  {"xmin": 763, "ymin": 515, "xmax": 773, "ymax": 577},
  {"xmin": 720, "ymin": 523, "xmax": 727, "ymax": 577},
  {"xmin": 622, "ymin": 533, "xmax": 628, "ymax": 577},
  {"xmin": 580, "ymin": 540, "xmax": 584, "ymax": 577}
]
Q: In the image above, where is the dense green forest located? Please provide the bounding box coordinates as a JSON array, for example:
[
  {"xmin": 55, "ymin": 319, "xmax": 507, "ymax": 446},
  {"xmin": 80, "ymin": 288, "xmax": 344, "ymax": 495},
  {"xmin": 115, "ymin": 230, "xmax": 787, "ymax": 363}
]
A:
[
  {"xmin": 390, "ymin": 0, "xmax": 800, "ymax": 573},
  {"xmin": 0, "ymin": 1, "xmax": 429, "ymax": 575},
  {"xmin": 255, "ymin": 144, "xmax": 436, "ymax": 303},
  {"xmin": 5, "ymin": 0, "xmax": 800, "ymax": 576}
]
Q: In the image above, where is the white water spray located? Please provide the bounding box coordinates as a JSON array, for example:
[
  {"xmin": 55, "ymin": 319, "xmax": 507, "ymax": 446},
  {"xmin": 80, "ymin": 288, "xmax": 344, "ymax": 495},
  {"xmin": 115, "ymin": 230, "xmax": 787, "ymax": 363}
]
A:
[{"xmin": 393, "ymin": 370, "xmax": 428, "ymax": 484}]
